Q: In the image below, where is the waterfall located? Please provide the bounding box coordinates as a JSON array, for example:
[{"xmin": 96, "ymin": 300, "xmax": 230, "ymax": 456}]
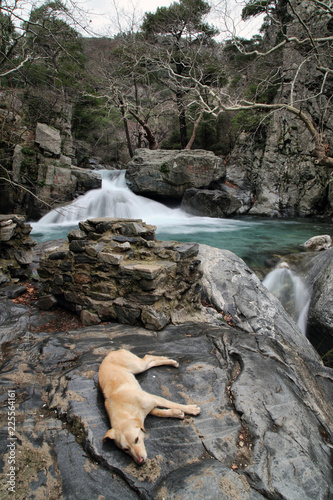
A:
[
  {"xmin": 36, "ymin": 170, "xmax": 179, "ymax": 224},
  {"xmin": 263, "ymin": 262, "xmax": 311, "ymax": 333},
  {"xmin": 31, "ymin": 170, "xmax": 333, "ymax": 266},
  {"xmin": 32, "ymin": 170, "xmax": 237, "ymax": 241}
]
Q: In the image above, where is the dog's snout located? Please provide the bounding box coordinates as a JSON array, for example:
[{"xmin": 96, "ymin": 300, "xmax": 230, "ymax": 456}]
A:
[{"xmin": 137, "ymin": 456, "xmax": 145, "ymax": 465}]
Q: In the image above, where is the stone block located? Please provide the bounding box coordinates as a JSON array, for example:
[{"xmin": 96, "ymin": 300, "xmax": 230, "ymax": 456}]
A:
[
  {"xmin": 98, "ymin": 252, "xmax": 123, "ymax": 265},
  {"xmin": 14, "ymin": 249, "xmax": 33, "ymax": 265},
  {"xmin": 35, "ymin": 122, "xmax": 61, "ymax": 156},
  {"xmin": 80, "ymin": 310, "xmax": 101, "ymax": 326},
  {"xmin": 0, "ymin": 222, "xmax": 16, "ymax": 242},
  {"xmin": 35, "ymin": 294, "xmax": 58, "ymax": 310},
  {"xmin": 141, "ymin": 308, "xmax": 169, "ymax": 330},
  {"xmin": 113, "ymin": 298, "xmax": 141, "ymax": 325}
]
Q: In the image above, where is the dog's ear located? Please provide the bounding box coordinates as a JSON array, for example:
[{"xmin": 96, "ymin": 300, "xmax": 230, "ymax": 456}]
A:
[
  {"xmin": 103, "ymin": 429, "xmax": 116, "ymax": 443},
  {"xmin": 141, "ymin": 426, "xmax": 146, "ymax": 433}
]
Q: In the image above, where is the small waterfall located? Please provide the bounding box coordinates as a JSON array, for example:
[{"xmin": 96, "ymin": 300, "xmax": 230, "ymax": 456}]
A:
[
  {"xmin": 36, "ymin": 170, "xmax": 179, "ymax": 225},
  {"xmin": 263, "ymin": 262, "xmax": 311, "ymax": 333},
  {"xmin": 32, "ymin": 170, "xmax": 232, "ymax": 241}
]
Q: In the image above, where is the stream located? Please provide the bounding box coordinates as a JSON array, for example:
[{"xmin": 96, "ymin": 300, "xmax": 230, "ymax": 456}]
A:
[{"xmin": 31, "ymin": 170, "xmax": 333, "ymax": 269}]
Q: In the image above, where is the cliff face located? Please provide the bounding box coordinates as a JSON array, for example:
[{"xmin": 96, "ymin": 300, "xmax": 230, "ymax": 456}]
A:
[
  {"xmin": 225, "ymin": 0, "xmax": 333, "ymax": 217},
  {"xmin": 0, "ymin": 89, "xmax": 101, "ymax": 220}
]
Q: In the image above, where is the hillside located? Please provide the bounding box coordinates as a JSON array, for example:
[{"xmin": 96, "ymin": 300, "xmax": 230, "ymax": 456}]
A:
[{"xmin": 0, "ymin": 0, "xmax": 332, "ymax": 219}]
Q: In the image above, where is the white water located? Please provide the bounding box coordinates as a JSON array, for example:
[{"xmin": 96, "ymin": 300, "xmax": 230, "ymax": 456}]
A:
[
  {"xmin": 263, "ymin": 263, "xmax": 311, "ymax": 333},
  {"xmin": 32, "ymin": 169, "xmax": 332, "ymax": 269},
  {"xmin": 33, "ymin": 169, "xmax": 251, "ymax": 240}
]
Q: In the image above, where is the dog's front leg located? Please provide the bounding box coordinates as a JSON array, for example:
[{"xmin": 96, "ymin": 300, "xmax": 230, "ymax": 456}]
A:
[{"xmin": 150, "ymin": 408, "xmax": 185, "ymax": 419}]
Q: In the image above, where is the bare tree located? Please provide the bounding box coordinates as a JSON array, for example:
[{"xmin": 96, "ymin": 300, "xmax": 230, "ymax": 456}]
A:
[{"xmin": 189, "ymin": 0, "xmax": 333, "ymax": 166}]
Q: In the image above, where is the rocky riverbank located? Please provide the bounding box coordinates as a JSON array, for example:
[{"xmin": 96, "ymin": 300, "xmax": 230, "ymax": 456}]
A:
[{"xmin": 0, "ymin": 217, "xmax": 333, "ymax": 499}]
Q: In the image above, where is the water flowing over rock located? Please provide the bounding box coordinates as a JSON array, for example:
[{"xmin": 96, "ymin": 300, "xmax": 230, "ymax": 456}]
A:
[
  {"xmin": 126, "ymin": 149, "xmax": 225, "ymax": 201},
  {"xmin": 296, "ymin": 248, "xmax": 333, "ymax": 359},
  {"xmin": 198, "ymin": 244, "xmax": 315, "ymax": 357},
  {"xmin": 262, "ymin": 263, "xmax": 310, "ymax": 333}
]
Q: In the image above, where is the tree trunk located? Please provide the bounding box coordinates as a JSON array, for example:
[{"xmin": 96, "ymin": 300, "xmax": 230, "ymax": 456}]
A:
[
  {"xmin": 119, "ymin": 98, "xmax": 133, "ymax": 158},
  {"xmin": 177, "ymin": 92, "xmax": 188, "ymax": 149},
  {"xmin": 185, "ymin": 111, "xmax": 204, "ymax": 150},
  {"xmin": 128, "ymin": 110, "xmax": 159, "ymax": 150}
]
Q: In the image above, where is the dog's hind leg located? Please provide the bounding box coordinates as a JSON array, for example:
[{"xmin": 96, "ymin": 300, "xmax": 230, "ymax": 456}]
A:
[
  {"xmin": 150, "ymin": 408, "xmax": 185, "ymax": 419},
  {"xmin": 141, "ymin": 354, "xmax": 179, "ymax": 371},
  {"xmin": 127, "ymin": 353, "xmax": 179, "ymax": 374},
  {"xmin": 151, "ymin": 395, "xmax": 201, "ymax": 416}
]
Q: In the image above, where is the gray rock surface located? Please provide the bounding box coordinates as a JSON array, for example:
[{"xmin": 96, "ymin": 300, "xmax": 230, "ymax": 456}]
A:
[
  {"xmin": 35, "ymin": 122, "xmax": 62, "ymax": 156},
  {"xmin": 126, "ymin": 149, "xmax": 225, "ymax": 200},
  {"xmin": 199, "ymin": 244, "xmax": 314, "ymax": 354},
  {"xmin": 0, "ymin": 240, "xmax": 332, "ymax": 499},
  {"xmin": 0, "ymin": 311, "xmax": 332, "ymax": 499},
  {"xmin": 181, "ymin": 187, "xmax": 241, "ymax": 217},
  {"xmin": 296, "ymin": 248, "xmax": 333, "ymax": 357}
]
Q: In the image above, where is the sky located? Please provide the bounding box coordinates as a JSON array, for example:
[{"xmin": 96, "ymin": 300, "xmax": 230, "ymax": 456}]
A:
[{"xmin": 75, "ymin": 0, "xmax": 263, "ymax": 39}]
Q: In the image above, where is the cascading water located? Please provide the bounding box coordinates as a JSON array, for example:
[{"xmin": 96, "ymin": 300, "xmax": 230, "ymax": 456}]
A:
[
  {"xmin": 262, "ymin": 263, "xmax": 311, "ymax": 333},
  {"xmin": 32, "ymin": 170, "xmax": 254, "ymax": 246},
  {"xmin": 31, "ymin": 169, "xmax": 333, "ymax": 267},
  {"xmin": 36, "ymin": 170, "xmax": 179, "ymax": 224}
]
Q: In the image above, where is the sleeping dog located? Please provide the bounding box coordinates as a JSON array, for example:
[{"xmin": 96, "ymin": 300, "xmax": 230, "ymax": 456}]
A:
[{"xmin": 98, "ymin": 348, "xmax": 201, "ymax": 464}]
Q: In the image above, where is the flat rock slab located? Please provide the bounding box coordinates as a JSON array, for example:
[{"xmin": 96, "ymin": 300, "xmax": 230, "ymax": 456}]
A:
[{"xmin": 0, "ymin": 320, "xmax": 332, "ymax": 499}]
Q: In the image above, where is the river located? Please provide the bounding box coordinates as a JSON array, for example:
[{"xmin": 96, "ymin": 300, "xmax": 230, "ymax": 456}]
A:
[{"xmin": 31, "ymin": 170, "xmax": 333, "ymax": 268}]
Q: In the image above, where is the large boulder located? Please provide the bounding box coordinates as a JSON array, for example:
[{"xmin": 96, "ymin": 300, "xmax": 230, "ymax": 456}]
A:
[
  {"xmin": 296, "ymin": 248, "xmax": 333, "ymax": 359},
  {"xmin": 126, "ymin": 149, "xmax": 225, "ymax": 201},
  {"xmin": 198, "ymin": 244, "xmax": 317, "ymax": 357},
  {"xmin": 35, "ymin": 122, "xmax": 62, "ymax": 156},
  {"xmin": 181, "ymin": 187, "xmax": 241, "ymax": 217}
]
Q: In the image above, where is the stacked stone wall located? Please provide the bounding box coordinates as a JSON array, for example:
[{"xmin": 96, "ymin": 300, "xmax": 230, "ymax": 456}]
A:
[
  {"xmin": 37, "ymin": 217, "xmax": 203, "ymax": 330},
  {"xmin": 0, "ymin": 215, "xmax": 36, "ymax": 283}
]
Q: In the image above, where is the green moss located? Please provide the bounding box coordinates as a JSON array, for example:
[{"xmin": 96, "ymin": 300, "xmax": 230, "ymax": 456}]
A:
[{"xmin": 160, "ymin": 163, "xmax": 170, "ymax": 174}]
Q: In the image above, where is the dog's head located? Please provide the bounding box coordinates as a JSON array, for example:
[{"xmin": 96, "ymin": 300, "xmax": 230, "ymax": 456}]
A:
[{"xmin": 103, "ymin": 423, "xmax": 147, "ymax": 465}]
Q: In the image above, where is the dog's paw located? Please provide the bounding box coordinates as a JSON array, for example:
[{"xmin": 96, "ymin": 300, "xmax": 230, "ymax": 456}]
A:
[
  {"xmin": 186, "ymin": 405, "xmax": 201, "ymax": 416},
  {"xmin": 172, "ymin": 409, "xmax": 185, "ymax": 419},
  {"xmin": 170, "ymin": 360, "xmax": 179, "ymax": 368}
]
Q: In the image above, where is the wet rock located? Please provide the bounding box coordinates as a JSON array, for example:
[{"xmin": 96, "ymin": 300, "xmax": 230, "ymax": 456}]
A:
[
  {"xmin": 0, "ymin": 234, "xmax": 332, "ymax": 499},
  {"xmin": 199, "ymin": 244, "xmax": 315, "ymax": 356},
  {"xmin": 0, "ymin": 317, "xmax": 331, "ymax": 500},
  {"xmin": 297, "ymin": 248, "xmax": 333, "ymax": 359},
  {"xmin": 302, "ymin": 234, "xmax": 332, "ymax": 251},
  {"xmin": 181, "ymin": 187, "xmax": 241, "ymax": 217}
]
